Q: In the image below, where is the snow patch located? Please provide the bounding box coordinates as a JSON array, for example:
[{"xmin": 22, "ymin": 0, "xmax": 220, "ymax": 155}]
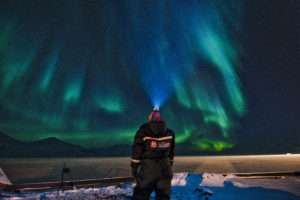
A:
[
  {"xmin": 171, "ymin": 172, "xmax": 188, "ymax": 186},
  {"xmin": 0, "ymin": 168, "xmax": 12, "ymax": 185},
  {"xmin": 201, "ymin": 173, "xmax": 227, "ymax": 187},
  {"xmin": 201, "ymin": 173, "xmax": 249, "ymax": 188},
  {"xmin": 1, "ymin": 172, "xmax": 299, "ymax": 200}
]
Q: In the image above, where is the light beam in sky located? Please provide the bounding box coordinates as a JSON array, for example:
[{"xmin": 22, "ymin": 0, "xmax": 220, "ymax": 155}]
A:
[{"xmin": 0, "ymin": 0, "xmax": 246, "ymax": 152}]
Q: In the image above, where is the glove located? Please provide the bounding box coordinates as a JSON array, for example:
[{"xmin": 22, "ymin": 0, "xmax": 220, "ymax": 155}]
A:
[{"xmin": 131, "ymin": 161, "xmax": 140, "ymax": 177}]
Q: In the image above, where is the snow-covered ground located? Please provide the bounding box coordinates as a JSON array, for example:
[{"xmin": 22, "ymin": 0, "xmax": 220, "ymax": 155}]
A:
[{"xmin": 1, "ymin": 172, "xmax": 300, "ymax": 200}]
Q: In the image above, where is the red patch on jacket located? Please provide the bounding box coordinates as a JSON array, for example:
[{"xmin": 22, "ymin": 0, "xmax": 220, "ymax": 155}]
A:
[{"xmin": 150, "ymin": 140, "xmax": 157, "ymax": 148}]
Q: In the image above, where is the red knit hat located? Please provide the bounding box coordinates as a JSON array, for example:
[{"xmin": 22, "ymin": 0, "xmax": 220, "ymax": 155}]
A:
[{"xmin": 148, "ymin": 108, "xmax": 161, "ymax": 122}]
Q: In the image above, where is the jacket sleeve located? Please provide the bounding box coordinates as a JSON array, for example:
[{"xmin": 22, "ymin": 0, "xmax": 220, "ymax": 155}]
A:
[
  {"xmin": 169, "ymin": 130, "xmax": 175, "ymax": 162},
  {"xmin": 131, "ymin": 129, "xmax": 145, "ymax": 163}
]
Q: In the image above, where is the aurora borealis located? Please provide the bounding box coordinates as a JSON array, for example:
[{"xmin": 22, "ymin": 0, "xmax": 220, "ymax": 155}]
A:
[{"xmin": 0, "ymin": 0, "xmax": 299, "ymax": 154}]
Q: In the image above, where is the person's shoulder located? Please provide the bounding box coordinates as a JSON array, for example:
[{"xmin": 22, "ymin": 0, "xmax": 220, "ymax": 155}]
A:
[
  {"xmin": 135, "ymin": 123, "xmax": 148, "ymax": 135},
  {"xmin": 139, "ymin": 123, "xmax": 148, "ymax": 130},
  {"xmin": 167, "ymin": 128, "xmax": 175, "ymax": 136}
]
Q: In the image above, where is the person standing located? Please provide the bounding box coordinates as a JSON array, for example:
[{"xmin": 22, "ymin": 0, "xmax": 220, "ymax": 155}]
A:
[{"xmin": 131, "ymin": 108, "xmax": 175, "ymax": 200}]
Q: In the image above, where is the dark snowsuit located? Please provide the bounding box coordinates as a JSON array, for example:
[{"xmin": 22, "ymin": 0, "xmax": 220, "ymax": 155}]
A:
[{"xmin": 131, "ymin": 121, "xmax": 175, "ymax": 200}]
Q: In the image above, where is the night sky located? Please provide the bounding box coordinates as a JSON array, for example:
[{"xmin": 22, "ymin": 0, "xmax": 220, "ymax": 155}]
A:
[{"xmin": 0, "ymin": 0, "xmax": 299, "ymax": 154}]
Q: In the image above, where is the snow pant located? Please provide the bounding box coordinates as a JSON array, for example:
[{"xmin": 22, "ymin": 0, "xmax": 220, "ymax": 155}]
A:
[{"xmin": 132, "ymin": 157, "xmax": 173, "ymax": 200}]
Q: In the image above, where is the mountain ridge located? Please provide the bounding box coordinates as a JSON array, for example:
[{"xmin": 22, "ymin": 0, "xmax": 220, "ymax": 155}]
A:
[{"xmin": 0, "ymin": 131, "xmax": 131, "ymax": 157}]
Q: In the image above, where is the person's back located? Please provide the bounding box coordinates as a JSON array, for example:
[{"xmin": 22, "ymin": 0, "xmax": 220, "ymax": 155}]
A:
[{"xmin": 131, "ymin": 108, "xmax": 175, "ymax": 200}]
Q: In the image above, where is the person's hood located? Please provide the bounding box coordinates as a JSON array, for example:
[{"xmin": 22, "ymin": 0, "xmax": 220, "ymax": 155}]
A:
[{"xmin": 146, "ymin": 121, "xmax": 168, "ymax": 137}]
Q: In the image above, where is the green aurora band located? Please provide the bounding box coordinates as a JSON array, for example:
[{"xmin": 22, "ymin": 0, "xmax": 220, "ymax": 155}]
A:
[{"xmin": 0, "ymin": 0, "xmax": 246, "ymax": 152}]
